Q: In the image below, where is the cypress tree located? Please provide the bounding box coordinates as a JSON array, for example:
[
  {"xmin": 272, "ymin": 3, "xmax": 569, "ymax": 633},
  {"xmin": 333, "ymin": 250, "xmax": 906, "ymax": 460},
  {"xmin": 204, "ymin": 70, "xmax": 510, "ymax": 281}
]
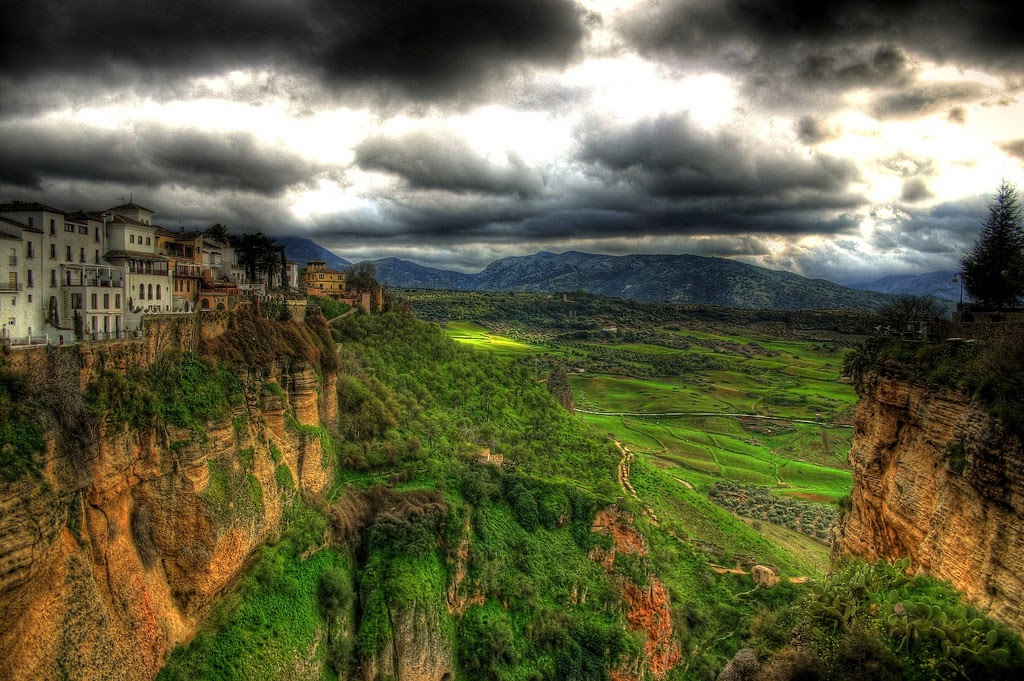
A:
[{"xmin": 961, "ymin": 181, "xmax": 1024, "ymax": 308}]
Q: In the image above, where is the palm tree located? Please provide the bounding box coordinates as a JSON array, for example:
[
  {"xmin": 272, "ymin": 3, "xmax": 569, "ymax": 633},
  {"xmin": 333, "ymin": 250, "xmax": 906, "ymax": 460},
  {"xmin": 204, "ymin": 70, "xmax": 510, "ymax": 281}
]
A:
[{"xmin": 205, "ymin": 223, "xmax": 230, "ymax": 243}]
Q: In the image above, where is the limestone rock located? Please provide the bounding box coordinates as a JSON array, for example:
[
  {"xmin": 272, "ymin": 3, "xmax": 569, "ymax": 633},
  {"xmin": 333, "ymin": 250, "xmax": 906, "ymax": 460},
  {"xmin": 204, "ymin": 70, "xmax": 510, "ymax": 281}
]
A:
[
  {"xmin": 716, "ymin": 648, "xmax": 760, "ymax": 681},
  {"xmin": 751, "ymin": 565, "xmax": 779, "ymax": 588},
  {"xmin": 836, "ymin": 371, "xmax": 1024, "ymax": 633},
  {"xmin": 0, "ymin": 332, "xmax": 338, "ymax": 680}
]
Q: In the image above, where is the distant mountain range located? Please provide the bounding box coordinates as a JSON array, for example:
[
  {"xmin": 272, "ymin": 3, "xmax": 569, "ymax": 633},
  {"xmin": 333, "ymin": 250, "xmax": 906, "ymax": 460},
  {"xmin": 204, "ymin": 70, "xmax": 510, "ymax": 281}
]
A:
[
  {"xmin": 849, "ymin": 271, "xmax": 961, "ymax": 301},
  {"xmin": 374, "ymin": 251, "xmax": 890, "ymax": 311},
  {"xmin": 281, "ymin": 240, "xmax": 893, "ymax": 310},
  {"xmin": 278, "ymin": 236, "xmax": 351, "ymax": 269}
]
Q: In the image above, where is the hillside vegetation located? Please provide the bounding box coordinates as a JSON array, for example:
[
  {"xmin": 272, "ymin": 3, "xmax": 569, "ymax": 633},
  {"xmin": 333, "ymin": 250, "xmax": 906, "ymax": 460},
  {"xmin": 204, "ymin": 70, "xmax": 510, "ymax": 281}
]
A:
[{"xmin": 154, "ymin": 305, "xmax": 1024, "ymax": 680}]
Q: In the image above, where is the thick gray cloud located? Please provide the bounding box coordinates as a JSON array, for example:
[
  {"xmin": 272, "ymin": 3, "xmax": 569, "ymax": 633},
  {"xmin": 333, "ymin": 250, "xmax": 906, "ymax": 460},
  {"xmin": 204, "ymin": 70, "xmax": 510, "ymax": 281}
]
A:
[
  {"xmin": 618, "ymin": 1, "xmax": 1023, "ymax": 114},
  {"xmin": 579, "ymin": 113, "xmax": 862, "ymax": 206},
  {"xmin": 0, "ymin": 0, "xmax": 587, "ymax": 103},
  {"xmin": 356, "ymin": 132, "xmax": 545, "ymax": 197},
  {"xmin": 619, "ymin": 1, "xmax": 1024, "ymax": 71},
  {"xmin": 0, "ymin": 120, "xmax": 325, "ymax": 195}
]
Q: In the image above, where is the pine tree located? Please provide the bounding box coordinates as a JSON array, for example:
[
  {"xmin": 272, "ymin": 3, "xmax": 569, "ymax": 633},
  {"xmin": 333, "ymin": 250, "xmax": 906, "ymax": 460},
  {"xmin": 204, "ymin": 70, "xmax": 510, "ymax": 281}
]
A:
[{"xmin": 961, "ymin": 181, "xmax": 1024, "ymax": 308}]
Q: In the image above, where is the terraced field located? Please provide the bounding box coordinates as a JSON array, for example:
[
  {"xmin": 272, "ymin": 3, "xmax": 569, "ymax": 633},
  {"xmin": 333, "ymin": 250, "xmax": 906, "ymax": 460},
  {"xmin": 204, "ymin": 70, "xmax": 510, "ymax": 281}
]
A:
[{"xmin": 442, "ymin": 317, "xmax": 856, "ymax": 575}]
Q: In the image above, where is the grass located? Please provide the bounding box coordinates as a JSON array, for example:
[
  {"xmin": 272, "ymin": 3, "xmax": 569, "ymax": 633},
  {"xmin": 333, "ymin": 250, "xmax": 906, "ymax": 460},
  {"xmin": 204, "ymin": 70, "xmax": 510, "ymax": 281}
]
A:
[
  {"xmin": 441, "ymin": 315, "xmax": 856, "ymax": 591},
  {"xmin": 159, "ymin": 500, "xmax": 343, "ymax": 681},
  {"xmin": 443, "ymin": 320, "xmax": 555, "ymax": 358}
]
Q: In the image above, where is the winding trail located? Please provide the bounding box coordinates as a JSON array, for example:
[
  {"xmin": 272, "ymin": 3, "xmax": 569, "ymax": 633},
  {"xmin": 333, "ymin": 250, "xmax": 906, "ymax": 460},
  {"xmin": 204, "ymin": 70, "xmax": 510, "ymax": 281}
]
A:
[
  {"xmin": 613, "ymin": 440, "xmax": 810, "ymax": 585},
  {"xmin": 327, "ymin": 307, "xmax": 357, "ymax": 323}
]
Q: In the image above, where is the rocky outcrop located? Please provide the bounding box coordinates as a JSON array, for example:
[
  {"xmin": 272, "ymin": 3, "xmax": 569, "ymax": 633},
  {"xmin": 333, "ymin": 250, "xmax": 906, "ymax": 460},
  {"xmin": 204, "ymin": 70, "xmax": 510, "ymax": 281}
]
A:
[
  {"xmin": 591, "ymin": 506, "xmax": 681, "ymax": 680},
  {"xmin": 0, "ymin": 346, "xmax": 337, "ymax": 680},
  {"xmin": 361, "ymin": 599, "xmax": 454, "ymax": 681},
  {"xmin": 836, "ymin": 371, "xmax": 1024, "ymax": 632}
]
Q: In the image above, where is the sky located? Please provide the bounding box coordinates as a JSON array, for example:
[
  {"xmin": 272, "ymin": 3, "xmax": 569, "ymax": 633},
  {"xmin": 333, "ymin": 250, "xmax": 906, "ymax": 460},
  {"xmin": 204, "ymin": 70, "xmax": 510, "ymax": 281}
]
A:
[{"xmin": 1, "ymin": 0, "xmax": 1022, "ymax": 284}]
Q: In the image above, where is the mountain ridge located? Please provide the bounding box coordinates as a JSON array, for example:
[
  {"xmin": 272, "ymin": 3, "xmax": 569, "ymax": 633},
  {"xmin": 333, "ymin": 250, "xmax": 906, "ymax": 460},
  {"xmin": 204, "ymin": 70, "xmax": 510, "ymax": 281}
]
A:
[
  {"xmin": 282, "ymin": 240, "xmax": 890, "ymax": 310},
  {"xmin": 372, "ymin": 250, "xmax": 890, "ymax": 310},
  {"xmin": 849, "ymin": 270, "xmax": 961, "ymax": 301}
]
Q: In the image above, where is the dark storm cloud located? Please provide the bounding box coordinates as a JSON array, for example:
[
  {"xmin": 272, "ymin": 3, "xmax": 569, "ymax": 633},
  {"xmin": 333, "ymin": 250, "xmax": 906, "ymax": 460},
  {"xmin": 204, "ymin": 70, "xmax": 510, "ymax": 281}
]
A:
[
  {"xmin": 619, "ymin": 1, "xmax": 1023, "ymax": 113},
  {"xmin": 0, "ymin": 120, "xmax": 324, "ymax": 195},
  {"xmin": 1000, "ymin": 139, "xmax": 1024, "ymax": 160},
  {"xmin": 795, "ymin": 116, "xmax": 839, "ymax": 145},
  {"xmin": 355, "ymin": 132, "xmax": 545, "ymax": 197},
  {"xmin": 870, "ymin": 195, "xmax": 988, "ymax": 255},
  {"xmin": 0, "ymin": 0, "xmax": 586, "ymax": 103},
  {"xmin": 579, "ymin": 113, "xmax": 862, "ymax": 205},
  {"xmin": 620, "ymin": 1, "xmax": 1024, "ymax": 70}
]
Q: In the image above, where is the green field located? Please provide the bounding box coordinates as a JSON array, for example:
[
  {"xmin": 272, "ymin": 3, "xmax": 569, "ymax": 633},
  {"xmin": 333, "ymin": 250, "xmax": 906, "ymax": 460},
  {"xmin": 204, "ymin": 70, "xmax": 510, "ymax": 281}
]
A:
[
  {"xmin": 443, "ymin": 317, "xmax": 855, "ymax": 572},
  {"xmin": 442, "ymin": 320, "xmax": 556, "ymax": 357}
]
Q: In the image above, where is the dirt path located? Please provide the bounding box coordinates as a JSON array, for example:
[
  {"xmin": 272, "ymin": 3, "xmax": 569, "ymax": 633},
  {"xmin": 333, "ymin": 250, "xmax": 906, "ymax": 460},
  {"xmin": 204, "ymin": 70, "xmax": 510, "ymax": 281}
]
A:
[
  {"xmin": 614, "ymin": 440, "xmax": 810, "ymax": 585},
  {"xmin": 328, "ymin": 307, "xmax": 357, "ymax": 323}
]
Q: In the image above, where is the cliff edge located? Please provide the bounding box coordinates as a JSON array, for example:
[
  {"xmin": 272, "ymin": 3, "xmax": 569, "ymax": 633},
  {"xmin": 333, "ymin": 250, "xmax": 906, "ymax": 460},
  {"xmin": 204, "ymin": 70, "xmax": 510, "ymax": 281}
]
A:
[
  {"xmin": 0, "ymin": 310, "xmax": 340, "ymax": 680},
  {"xmin": 835, "ymin": 369, "xmax": 1024, "ymax": 632}
]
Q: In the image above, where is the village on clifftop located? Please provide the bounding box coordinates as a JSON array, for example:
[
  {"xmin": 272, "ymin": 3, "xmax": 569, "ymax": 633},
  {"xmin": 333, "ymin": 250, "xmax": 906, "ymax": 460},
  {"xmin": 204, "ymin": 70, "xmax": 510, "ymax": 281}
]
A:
[{"xmin": 0, "ymin": 200, "xmax": 368, "ymax": 346}]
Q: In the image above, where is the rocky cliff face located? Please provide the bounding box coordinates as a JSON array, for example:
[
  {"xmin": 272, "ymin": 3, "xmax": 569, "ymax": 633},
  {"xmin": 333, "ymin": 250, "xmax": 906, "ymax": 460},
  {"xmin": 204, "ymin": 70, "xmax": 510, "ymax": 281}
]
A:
[
  {"xmin": 0, "ymin": 346, "xmax": 338, "ymax": 680},
  {"xmin": 591, "ymin": 506, "xmax": 681, "ymax": 679},
  {"xmin": 835, "ymin": 371, "xmax": 1024, "ymax": 632}
]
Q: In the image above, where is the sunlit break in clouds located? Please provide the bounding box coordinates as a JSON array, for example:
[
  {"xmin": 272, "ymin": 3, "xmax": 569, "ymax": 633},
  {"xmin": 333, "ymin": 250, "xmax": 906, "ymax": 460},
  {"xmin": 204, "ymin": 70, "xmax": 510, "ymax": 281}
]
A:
[{"xmin": 1, "ymin": 0, "xmax": 1023, "ymax": 282}]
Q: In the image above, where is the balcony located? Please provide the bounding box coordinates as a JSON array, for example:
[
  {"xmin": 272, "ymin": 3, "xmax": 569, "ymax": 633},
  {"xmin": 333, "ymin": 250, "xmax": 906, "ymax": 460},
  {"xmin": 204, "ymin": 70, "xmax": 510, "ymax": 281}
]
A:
[
  {"xmin": 128, "ymin": 265, "xmax": 169, "ymax": 276},
  {"xmin": 0, "ymin": 282, "xmax": 23, "ymax": 292},
  {"xmin": 84, "ymin": 278, "xmax": 125, "ymax": 288}
]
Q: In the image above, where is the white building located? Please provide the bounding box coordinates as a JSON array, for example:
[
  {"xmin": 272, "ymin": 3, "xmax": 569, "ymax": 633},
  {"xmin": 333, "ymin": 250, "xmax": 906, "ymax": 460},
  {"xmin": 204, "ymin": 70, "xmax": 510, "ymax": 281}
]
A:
[
  {"xmin": 103, "ymin": 203, "xmax": 173, "ymax": 314},
  {"xmin": 0, "ymin": 216, "xmax": 45, "ymax": 342}
]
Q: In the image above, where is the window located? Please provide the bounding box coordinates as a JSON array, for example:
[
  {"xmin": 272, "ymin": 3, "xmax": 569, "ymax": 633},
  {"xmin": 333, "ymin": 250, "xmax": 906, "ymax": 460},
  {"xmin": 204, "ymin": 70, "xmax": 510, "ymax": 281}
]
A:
[
  {"xmin": 139, "ymin": 284, "xmax": 144, "ymax": 299},
  {"xmin": 80, "ymin": 247, "xmax": 85, "ymax": 263},
  {"xmin": 64, "ymin": 223, "xmax": 73, "ymax": 232},
  {"xmin": 29, "ymin": 218, "xmax": 34, "ymax": 227},
  {"xmin": 78, "ymin": 225, "xmax": 88, "ymax": 235},
  {"xmin": 50, "ymin": 270, "xmax": 56, "ymax": 287},
  {"xmin": 50, "ymin": 219, "xmax": 55, "ymax": 230},
  {"xmin": 115, "ymin": 294, "xmax": 121, "ymax": 308},
  {"xmin": 27, "ymin": 271, "xmax": 33, "ymax": 287},
  {"xmin": 147, "ymin": 284, "xmax": 153, "ymax": 300},
  {"xmin": 27, "ymin": 295, "xmax": 32, "ymax": 303},
  {"xmin": 94, "ymin": 250, "xmax": 99, "ymax": 264},
  {"xmin": 95, "ymin": 227, "xmax": 100, "ymax": 242},
  {"xmin": 26, "ymin": 242, "xmax": 33, "ymax": 258},
  {"xmin": 50, "ymin": 244, "xmax": 56, "ymax": 259},
  {"xmin": 130, "ymin": 235, "xmax": 135, "ymax": 244},
  {"xmin": 66, "ymin": 245, "xmax": 72, "ymax": 261},
  {"xmin": 156, "ymin": 284, "xmax": 161, "ymax": 300},
  {"xmin": 103, "ymin": 294, "xmax": 109, "ymax": 309},
  {"xmin": 91, "ymin": 293, "xmax": 98, "ymax": 308},
  {"xmin": 146, "ymin": 237, "xmax": 151, "ymax": 246}
]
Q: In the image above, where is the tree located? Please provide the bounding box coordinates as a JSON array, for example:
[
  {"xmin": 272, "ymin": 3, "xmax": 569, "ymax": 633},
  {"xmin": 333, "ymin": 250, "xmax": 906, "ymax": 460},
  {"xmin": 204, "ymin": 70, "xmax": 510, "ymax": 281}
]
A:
[
  {"xmin": 346, "ymin": 262, "xmax": 378, "ymax": 294},
  {"xmin": 961, "ymin": 181, "xmax": 1024, "ymax": 308},
  {"xmin": 878, "ymin": 295, "xmax": 945, "ymax": 329},
  {"xmin": 234, "ymin": 231, "xmax": 281, "ymax": 285},
  {"xmin": 205, "ymin": 223, "xmax": 229, "ymax": 242}
]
